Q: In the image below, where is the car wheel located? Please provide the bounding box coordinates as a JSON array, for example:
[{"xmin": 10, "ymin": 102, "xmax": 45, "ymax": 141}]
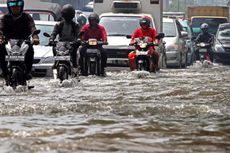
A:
[{"xmin": 179, "ymin": 52, "xmax": 182, "ymax": 68}]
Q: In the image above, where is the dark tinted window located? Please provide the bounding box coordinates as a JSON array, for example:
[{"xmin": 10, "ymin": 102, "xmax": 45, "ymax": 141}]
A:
[{"xmin": 191, "ymin": 18, "xmax": 227, "ymax": 35}]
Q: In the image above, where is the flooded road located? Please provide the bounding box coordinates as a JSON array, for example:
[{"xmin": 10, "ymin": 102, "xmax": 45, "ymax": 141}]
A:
[{"xmin": 0, "ymin": 65, "xmax": 230, "ymax": 153}]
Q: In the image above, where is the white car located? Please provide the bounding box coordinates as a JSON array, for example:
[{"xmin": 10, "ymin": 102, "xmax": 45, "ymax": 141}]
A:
[
  {"xmin": 99, "ymin": 13, "xmax": 155, "ymax": 66},
  {"xmin": 32, "ymin": 20, "xmax": 57, "ymax": 77}
]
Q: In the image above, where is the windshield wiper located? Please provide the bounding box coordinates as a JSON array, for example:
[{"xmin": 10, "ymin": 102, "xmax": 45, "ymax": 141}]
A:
[
  {"xmin": 108, "ymin": 34, "xmax": 129, "ymax": 36},
  {"xmin": 165, "ymin": 35, "xmax": 176, "ymax": 37},
  {"xmin": 107, "ymin": 34, "xmax": 132, "ymax": 38}
]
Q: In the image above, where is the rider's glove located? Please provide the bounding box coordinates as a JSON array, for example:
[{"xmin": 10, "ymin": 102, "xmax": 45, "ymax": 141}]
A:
[{"xmin": 32, "ymin": 38, "xmax": 40, "ymax": 45}]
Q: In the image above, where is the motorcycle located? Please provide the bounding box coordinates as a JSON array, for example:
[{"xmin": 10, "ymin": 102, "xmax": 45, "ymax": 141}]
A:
[
  {"xmin": 82, "ymin": 39, "xmax": 107, "ymax": 76},
  {"xmin": 4, "ymin": 30, "xmax": 40, "ymax": 89},
  {"xmin": 130, "ymin": 37, "xmax": 155, "ymax": 71},
  {"xmin": 196, "ymin": 42, "xmax": 212, "ymax": 64},
  {"xmin": 43, "ymin": 33, "xmax": 78, "ymax": 83}
]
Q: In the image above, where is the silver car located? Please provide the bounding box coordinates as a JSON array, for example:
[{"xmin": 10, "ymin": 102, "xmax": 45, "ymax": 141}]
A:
[
  {"xmin": 32, "ymin": 20, "xmax": 57, "ymax": 77},
  {"xmin": 163, "ymin": 18, "xmax": 188, "ymax": 68}
]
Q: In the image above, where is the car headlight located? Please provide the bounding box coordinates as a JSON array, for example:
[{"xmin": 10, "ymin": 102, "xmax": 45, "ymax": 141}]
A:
[
  {"xmin": 166, "ymin": 44, "xmax": 179, "ymax": 51},
  {"xmin": 214, "ymin": 44, "xmax": 225, "ymax": 52},
  {"xmin": 40, "ymin": 56, "xmax": 54, "ymax": 64}
]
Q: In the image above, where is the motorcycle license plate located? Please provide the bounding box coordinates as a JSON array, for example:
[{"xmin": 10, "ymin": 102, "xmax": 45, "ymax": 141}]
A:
[
  {"xmin": 138, "ymin": 60, "xmax": 144, "ymax": 64},
  {"xmin": 90, "ymin": 57, "xmax": 96, "ymax": 62},
  {"xmin": 54, "ymin": 56, "xmax": 70, "ymax": 61},
  {"xmin": 5, "ymin": 55, "xmax": 24, "ymax": 61},
  {"xmin": 136, "ymin": 51, "xmax": 147, "ymax": 56}
]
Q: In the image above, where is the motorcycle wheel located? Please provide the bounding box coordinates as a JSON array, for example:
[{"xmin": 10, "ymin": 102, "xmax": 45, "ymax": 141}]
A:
[
  {"xmin": 58, "ymin": 66, "xmax": 68, "ymax": 83},
  {"xmin": 89, "ymin": 62, "xmax": 96, "ymax": 75},
  {"xmin": 11, "ymin": 68, "xmax": 25, "ymax": 89}
]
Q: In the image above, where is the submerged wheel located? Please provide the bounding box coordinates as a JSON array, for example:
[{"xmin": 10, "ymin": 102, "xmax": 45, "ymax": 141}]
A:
[{"xmin": 58, "ymin": 66, "xmax": 68, "ymax": 82}]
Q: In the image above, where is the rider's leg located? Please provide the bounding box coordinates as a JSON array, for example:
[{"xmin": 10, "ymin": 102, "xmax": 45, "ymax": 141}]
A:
[
  {"xmin": 0, "ymin": 45, "xmax": 8, "ymax": 84},
  {"xmin": 207, "ymin": 47, "xmax": 213, "ymax": 62},
  {"xmin": 78, "ymin": 46, "xmax": 86, "ymax": 75},
  {"xmin": 100, "ymin": 47, "xmax": 107, "ymax": 75},
  {"xmin": 149, "ymin": 48, "xmax": 159, "ymax": 73},
  {"xmin": 25, "ymin": 46, "xmax": 34, "ymax": 80},
  {"xmin": 128, "ymin": 51, "xmax": 136, "ymax": 71},
  {"xmin": 195, "ymin": 49, "xmax": 200, "ymax": 61}
]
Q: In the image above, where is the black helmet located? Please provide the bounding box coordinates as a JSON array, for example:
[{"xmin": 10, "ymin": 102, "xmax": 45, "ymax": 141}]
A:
[
  {"xmin": 61, "ymin": 4, "xmax": 75, "ymax": 22},
  {"xmin": 88, "ymin": 13, "xmax": 100, "ymax": 24},
  {"xmin": 139, "ymin": 16, "xmax": 151, "ymax": 27},
  {"xmin": 7, "ymin": 0, "xmax": 24, "ymax": 16}
]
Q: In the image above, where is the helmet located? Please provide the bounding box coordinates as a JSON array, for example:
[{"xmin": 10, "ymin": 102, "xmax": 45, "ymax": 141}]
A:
[
  {"xmin": 201, "ymin": 23, "xmax": 209, "ymax": 30},
  {"xmin": 200, "ymin": 23, "xmax": 209, "ymax": 33},
  {"xmin": 7, "ymin": 0, "xmax": 24, "ymax": 16},
  {"xmin": 88, "ymin": 13, "xmax": 100, "ymax": 24},
  {"xmin": 139, "ymin": 16, "xmax": 151, "ymax": 28},
  {"xmin": 77, "ymin": 14, "xmax": 87, "ymax": 26},
  {"xmin": 61, "ymin": 4, "xmax": 75, "ymax": 22}
]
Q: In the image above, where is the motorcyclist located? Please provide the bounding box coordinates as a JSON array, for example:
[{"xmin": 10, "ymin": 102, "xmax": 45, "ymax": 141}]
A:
[
  {"xmin": 195, "ymin": 23, "xmax": 214, "ymax": 62},
  {"xmin": 50, "ymin": 4, "xmax": 80, "ymax": 72},
  {"xmin": 78, "ymin": 13, "xmax": 107, "ymax": 76},
  {"xmin": 0, "ymin": 0, "xmax": 39, "ymax": 83},
  {"xmin": 128, "ymin": 16, "xmax": 159, "ymax": 72}
]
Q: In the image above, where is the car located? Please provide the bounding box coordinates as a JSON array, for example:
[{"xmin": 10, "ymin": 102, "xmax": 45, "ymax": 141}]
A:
[
  {"xmin": 163, "ymin": 17, "xmax": 188, "ymax": 68},
  {"xmin": 99, "ymin": 13, "xmax": 157, "ymax": 66},
  {"xmin": 24, "ymin": 1, "xmax": 62, "ymax": 21},
  {"xmin": 32, "ymin": 20, "xmax": 57, "ymax": 77},
  {"xmin": 0, "ymin": 3, "xmax": 7, "ymax": 15},
  {"xmin": 213, "ymin": 23, "xmax": 230, "ymax": 64},
  {"xmin": 178, "ymin": 19, "xmax": 196, "ymax": 65}
]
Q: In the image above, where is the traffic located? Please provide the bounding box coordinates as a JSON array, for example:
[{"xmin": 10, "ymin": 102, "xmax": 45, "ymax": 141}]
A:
[{"xmin": 0, "ymin": 0, "xmax": 230, "ymax": 152}]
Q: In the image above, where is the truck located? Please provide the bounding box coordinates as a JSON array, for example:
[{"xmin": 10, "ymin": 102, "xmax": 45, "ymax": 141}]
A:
[
  {"xmin": 186, "ymin": 6, "xmax": 229, "ymax": 37},
  {"xmin": 93, "ymin": 0, "xmax": 165, "ymax": 67},
  {"xmin": 94, "ymin": 0, "xmax": 163, "ymax": 32}
]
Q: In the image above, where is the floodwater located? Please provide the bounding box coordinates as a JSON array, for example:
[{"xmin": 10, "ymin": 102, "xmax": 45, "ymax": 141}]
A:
[{"xmin": 0, "ymin": 64, "xmax": 230, "ymax": 153}]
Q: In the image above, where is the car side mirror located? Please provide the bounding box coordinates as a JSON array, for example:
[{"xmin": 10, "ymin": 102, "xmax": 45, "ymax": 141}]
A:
[
  {"xmin": 181, "ymin": 31, "xmax": 188, "ymax": 38},
  {"xmin": 156, "ymin": 32, "xmax": 165, "ymax": 39}
]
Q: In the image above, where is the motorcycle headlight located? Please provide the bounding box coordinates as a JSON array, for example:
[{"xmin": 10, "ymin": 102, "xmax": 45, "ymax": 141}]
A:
[
  {"xmin": 88, "ymin": 39, "xmax": 97, "ymax": 46},
  {"xmin": 56, "ymin": 49, "xmax": 69, "ymax": 56},
  {"xmin": 140, "ymin": 43, "xmax": 147, "ymax": 48}
]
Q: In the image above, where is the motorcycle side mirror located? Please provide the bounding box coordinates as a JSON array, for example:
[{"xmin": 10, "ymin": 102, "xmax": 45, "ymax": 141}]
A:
[
  {"xmin": 126, "ymin": 35, "xmax": 132, "ymax": 39},
  {"xmin": 43, "ymin": 32, "xmax": 51, "ymax": 37},
  {"xmin": 32, "ymin": 30, "xmax": 41, "ymax": 36},
  {"xmin": 156, "ymin": 33, "xmax": 165, "ymax": 39}
]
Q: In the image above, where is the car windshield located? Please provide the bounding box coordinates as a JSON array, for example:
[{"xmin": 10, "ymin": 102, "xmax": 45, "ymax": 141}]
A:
[
  {"xmin": 35, "ymin": 23, "xmax": 55, "ymax": 46},
  {"xmin": 191, "ymin": 18, "xmax": 227, "ymax": 36},
  {"xmin": 179, "ymin": 20, "xmax": 192, "ymax": 38},
  {"xmin": 163, "ymin": 22, "xmax": 177, "ymax": 37},
  {"xmin": 0, "ymin": 6, "xmax": 7, "ymax": 14},
  {"xmin": 100, "ymin": 16, "xmax": 153, "ymax": 36},
  {"xmin": 217, "ymin": 25, "xmax": 230, "ymax": 40}
]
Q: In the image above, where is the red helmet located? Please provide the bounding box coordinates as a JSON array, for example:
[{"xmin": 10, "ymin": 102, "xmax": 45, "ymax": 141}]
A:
[{"xmin": 139, "ymin": 16, "xmax": 151, "ymax": 28}]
